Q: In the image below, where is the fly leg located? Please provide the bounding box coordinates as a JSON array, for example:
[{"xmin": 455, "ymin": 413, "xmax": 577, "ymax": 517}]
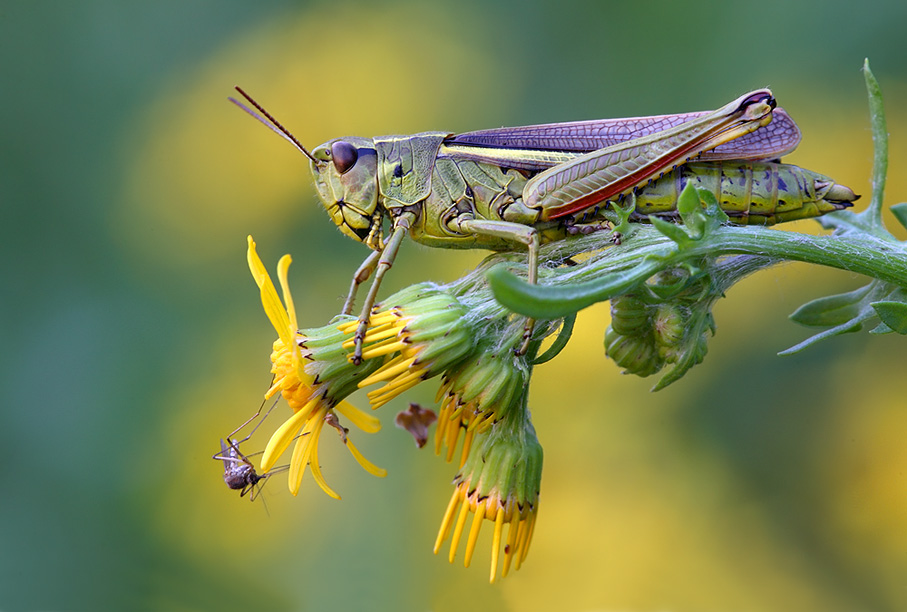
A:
[
  {"xmin": 342, "ymin": 250, "xmax": 381, "ymax": 315},
  {"xmin": 352, "ymin": 211, "xmax": 417, "ymax": 364},
  {"xmin": 451, "ymin": 217, "xmax": 539, "ymax": 355}
]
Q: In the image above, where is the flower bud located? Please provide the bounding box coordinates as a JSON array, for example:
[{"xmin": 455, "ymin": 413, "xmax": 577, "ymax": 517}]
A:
[{"xmin": 434, "ymin": 416, "xmax": 543, "ymax": 583}]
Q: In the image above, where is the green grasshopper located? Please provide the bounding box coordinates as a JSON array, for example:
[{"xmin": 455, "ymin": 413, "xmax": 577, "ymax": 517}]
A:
[{"xmin": 231, "ymin": 88, "xmax": 856, "ymax": 360}]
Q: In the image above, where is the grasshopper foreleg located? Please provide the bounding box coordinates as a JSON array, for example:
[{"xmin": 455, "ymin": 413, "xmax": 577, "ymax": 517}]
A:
[
  {"xmin": 452, "ymin": 217, "xmax": 539, "ymax": 355},
  {"xmin": 352, "ymin": 211, "xmax": 417, "ymax": 365},
  {"xmin": 342, "ymin": 249, "xmax": 382, "ymax": 316}
]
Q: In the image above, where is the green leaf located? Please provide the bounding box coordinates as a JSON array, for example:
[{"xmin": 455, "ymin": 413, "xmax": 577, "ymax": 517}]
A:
[
  {"xmin": 869, "ymin": 321, "xmax": 894, "ymax": 334},
  {"xmin": 890, "ymin": 202, "xmax": 907, "ymax": 231},
  {"xmin": 862, "ymin": 58, "xmax": 888, "ymax": 230},
  {"xmin": 611, "ymin": 196, "xmax": 636, "ymax": 235},
  {"xmin": 698, "ymin": 189, "xmax": 729, "ymax": 224},
  {"xmin": 778, "ymin": 313, "xmax": 870, "ymax": 356},
  {"xmin": 789, "ymin": 285, "xmax": 873, "ymax": 326},
  {"xmin": 871, "ymin": 301, "xmax": 907, "ymax": 334},
  {"xmin": 487, "ymin": 259, "xmax": 662, "ymax": 319},
  {"xmin": 533, "ymin": 313, "xmax": 576, "ymax": 364}
]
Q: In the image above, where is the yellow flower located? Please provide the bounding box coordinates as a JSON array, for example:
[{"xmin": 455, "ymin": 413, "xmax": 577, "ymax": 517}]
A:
[
  {"xmin": 247, "ymin": 236, "xmax": 386, "ymax": 498},
  {"xmin": 433, "ymin": 418, "xmax": 543, "ymax": 583}
]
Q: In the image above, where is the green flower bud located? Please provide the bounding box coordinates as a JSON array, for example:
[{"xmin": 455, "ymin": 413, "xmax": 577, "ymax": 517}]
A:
[
  {"xmin": 604, "ymin": 325, "xmax": 663, "ymax": 377},
  {"xmin": 652, "ymin": 304, "xmax": 685, "ymax": 348},
  {"xmin": 609, "ymin": 295, "xmax": 652, "ymax": 336}
]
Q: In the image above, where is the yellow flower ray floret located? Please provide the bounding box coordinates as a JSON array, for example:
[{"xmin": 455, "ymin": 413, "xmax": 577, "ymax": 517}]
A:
[
  {"xmin": 260, "ymin": 397, "xmax": 319, "ymax": 472},
  {"xmin": 247, "ymin": 236, "xmax": 305, "ymax": 383},
  {"xmin": 289, "ymin": 407, "xmax": 332, "ymax": 497},
  {"xmin": 247, "ymin": 237, "xmax": 291, "ymax": 348},
  {"xmin": 335, "ymin": 399, "xmax": 381, "ymax": 434},
  {"xmin": 434, "ymin": 485, "xmax": 539, "ymax": 583}
]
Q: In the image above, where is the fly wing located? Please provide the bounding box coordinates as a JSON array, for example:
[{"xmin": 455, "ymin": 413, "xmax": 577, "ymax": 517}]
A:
[
  {"xmin": 447, "ymin": 107, "xmax": 800, "ymax": 164},
  {"xmin": 219, "ymin": 439, "xmax": 236, "ymax": 471}
]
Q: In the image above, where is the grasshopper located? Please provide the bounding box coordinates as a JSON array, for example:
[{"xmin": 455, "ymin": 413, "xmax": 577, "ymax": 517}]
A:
[{"xmin": 231, "ymin": 88, "xmax": 855, "ymax": 360}]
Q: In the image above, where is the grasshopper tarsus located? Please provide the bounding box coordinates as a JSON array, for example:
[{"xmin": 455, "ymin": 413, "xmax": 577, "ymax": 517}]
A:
[{"xmin": 352, "ymin": 319, "xmax": 369, "ymax": 365}]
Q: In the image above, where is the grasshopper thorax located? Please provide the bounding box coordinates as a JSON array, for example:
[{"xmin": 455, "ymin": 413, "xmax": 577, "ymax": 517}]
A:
[{"xmin": 310, "ymin": 136, "xmax": 380, "ymax": 244}]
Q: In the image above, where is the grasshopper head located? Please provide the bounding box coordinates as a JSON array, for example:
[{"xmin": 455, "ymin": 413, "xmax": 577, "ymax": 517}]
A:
[{"xmin": 310, "ymin": 137, "xmax": 380, "ymax": 243}]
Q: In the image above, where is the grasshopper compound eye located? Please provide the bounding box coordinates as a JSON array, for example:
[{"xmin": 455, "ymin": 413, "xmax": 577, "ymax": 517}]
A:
[{"xmin": 331, "ymin": 140, "xmax": 358, "ymax": 174}]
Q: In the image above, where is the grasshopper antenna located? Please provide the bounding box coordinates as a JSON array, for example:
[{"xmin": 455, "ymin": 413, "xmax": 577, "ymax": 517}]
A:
[{"xmin": 229, "ymin": 86, "xmax": 318, "ymax": 163}]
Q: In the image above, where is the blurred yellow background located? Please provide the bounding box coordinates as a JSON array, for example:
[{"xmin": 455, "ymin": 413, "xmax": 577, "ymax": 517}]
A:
[{"xmin": 2, "ymin": 1, "xmax": 907, "ymax": 610}]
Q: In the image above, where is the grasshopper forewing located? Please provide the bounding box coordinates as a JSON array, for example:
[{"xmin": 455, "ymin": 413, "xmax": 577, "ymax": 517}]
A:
[
  {"xmin": 443, "ymin": 106, "xmax": 800, "ymax": 170},
  {"xmin": 230, "ymin": 88, "xmax": 851, "ymax": 359}
]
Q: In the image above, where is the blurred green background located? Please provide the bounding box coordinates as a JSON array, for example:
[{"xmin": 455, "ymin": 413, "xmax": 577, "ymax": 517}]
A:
[{"xmin": 2, "ymin": 1, "xmax": 907, "ymax": 610}]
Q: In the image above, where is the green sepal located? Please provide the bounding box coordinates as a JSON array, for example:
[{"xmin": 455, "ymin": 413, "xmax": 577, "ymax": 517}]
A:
[{"xmin": 604, "ymin": 326, "xmax": 662, "ymax": 377}]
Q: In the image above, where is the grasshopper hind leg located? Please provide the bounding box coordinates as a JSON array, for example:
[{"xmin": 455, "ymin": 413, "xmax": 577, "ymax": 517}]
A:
[
  {"xmin": 452, "ymin": 217, "xmax": 540, "ymax": 356},
  {"xmin": 342, "ymin": 250, "xmax": 381, "ymax": 316}
]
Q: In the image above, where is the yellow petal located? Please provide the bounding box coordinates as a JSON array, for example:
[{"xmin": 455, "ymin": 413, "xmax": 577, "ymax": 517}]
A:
[
  {"xmin": 449, "ymin": 494, "xmax": 471, "ymax": 564},
  {"xmin": 287, "ymin": 427, "xmax": 312, "ymax": 496},
  {"xmin": 359, "ymin": 355, "xmax": 417, "ymax": 388},
  {"xmin": 288, "ymin": 408, "xmax": 325, "ymax": 495},
  {"xmin": 344, "ymin": 437, "xmax": 387, "ymax": 477},
  {"xmin": 335, "ymin": 400, "xmax": 382, "ymax": 434},
  {"xmin": 260, "ymin": 397, "xmax": 318, "ymax": 471},
  {"xmin": 247, "ymin": 236, "xmax": 292, "ymax": 347},
  {"xmin": 463, "ymin": 502, "xmax": 486, "ymax": 568},
  {"xmin": 308, "ymin": 438, "xmax": 341, "ymax": 500},
  {"xmin": 276, "ymin": 254, "xmax": 298, "ymax": 334},
  {"xmin": 434, "ymin": 489, "xmax": 461, "ymax": 554},
  {"xmin": 501, "ymin": 515, "xmax": 520, "ymax": 578},
  {"xmin": 275, "ymin": 253, "xmax": 309, "ymax": 381},
  {"xmin": 490, "ymin": 507, "xmax": 505, "ymax": 584}
]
